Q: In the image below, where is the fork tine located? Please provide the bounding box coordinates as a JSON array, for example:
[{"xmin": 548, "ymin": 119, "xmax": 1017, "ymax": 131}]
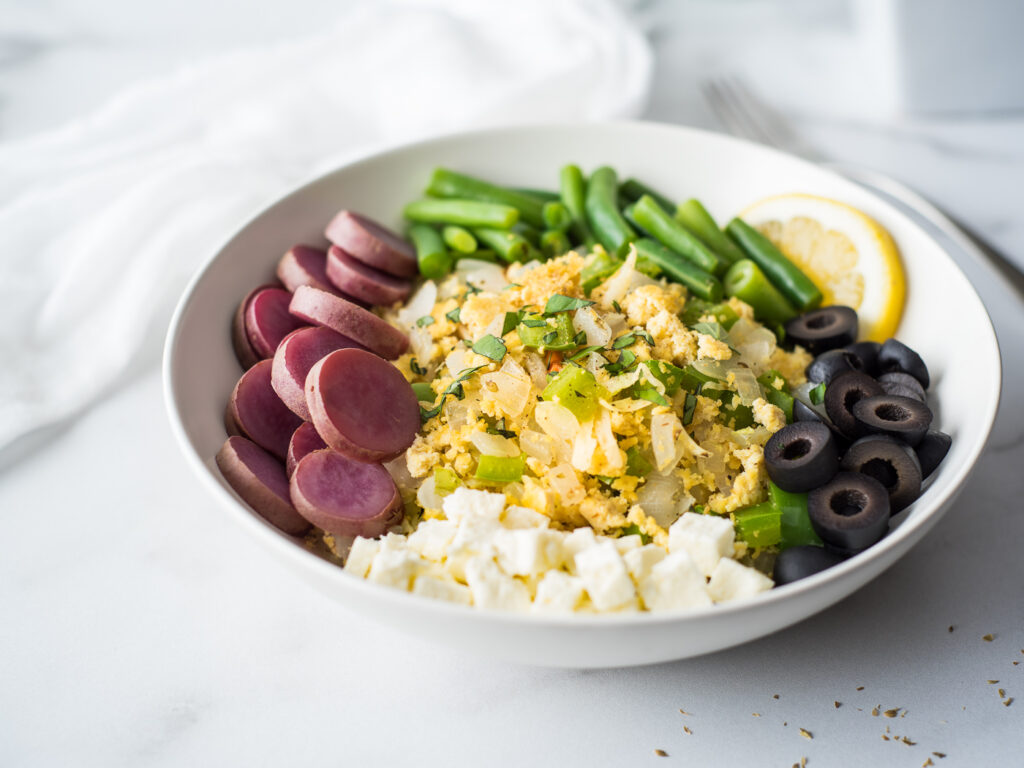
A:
[
  {"xmin": 714, "ymin": 76, "xmax": 781, "ymax": 147},
  {"xmin": 727, "ymin": 77, "xmax": 802, "ymax": 150},
  {"xmin": 702, "ymin": 79, "xmax": 765, "ymax": 144}
]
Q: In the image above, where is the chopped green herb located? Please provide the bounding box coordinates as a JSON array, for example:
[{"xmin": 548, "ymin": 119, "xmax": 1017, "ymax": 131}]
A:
[
  {"xmin": 612, "ymin": 333, "xmax": 636, "ymax": 350},
  {"xmin": 543, "ymin": 294, "xmax": 595, "ymax": 315},
  {"xmin": 501, "ymin": 283, "xmax": 522, "ymax": 291},
  {"xmin": 486, "ymin": 418, "xmax": 516, "ymax": 439},
  {"xmin": 501, "ymin": 310, "xmax": 524, "ymax": 336},
  {"xmin": 691, "ymin": 321, "xmax": 726, "ymax": 340},
  {"xmin": 419, "ymin": 365, "xmax": 486, "ymax": 422},
  {"xmin": 568, "ymin": 345, "xmax": 605, "ymax": 362},
  {"xmin": 635, "ymin": 329, "xmax": 655, "ymax": 346},
  {"xmin": 632, "ymin": 387, "xmax": 669, "ymax": 406},
  {"xmin": 621, "ymin": 523, "xmax": 652, "ymax": 545},
  {"xmin": 541, "ymin": 331, "xmax": 558, "ymax": 346},
  {"xmin": 409, "ymin": 358, "xmax": 426, "ymax": 376},
  {"xmin": 464, "ymin": 282, "xmax": 482, "ymax": 295},
  {"xmin": 472, "ymin": 334, "xmax": 507, "ymax": 361},
  {"xmin": 809, "ymin": 381, "xmax": 827, "ymax": 405},
  {"xmin": 445, "ymin": 306, "xmax": 461, "ymax": 323},
  {"xmin": 682, "ymin": 392, "xmax": 698, "ymax": 425},
  {"xmin": 416, "ymin": 315, "xmax": 435, "ymax": 327},
  {"xmin": 520, "ymin": 317, "xmax": 548, "ymax": 328},
  {"xmin": 573, "ymin": 330, "xmax": 587, "ymax": 346},
  {"xmin": 612, "ymin": 300, "xmax": 622, "ymax": 313},
  {"xmin": 604, "ymin": 349, "xmax": 637, "ymax": 375}
]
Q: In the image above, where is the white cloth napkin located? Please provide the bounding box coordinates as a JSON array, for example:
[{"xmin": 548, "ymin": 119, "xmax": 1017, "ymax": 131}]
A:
[{"xmin": 0, "ymin": 0, "xmax": 651, "ymax": 455}]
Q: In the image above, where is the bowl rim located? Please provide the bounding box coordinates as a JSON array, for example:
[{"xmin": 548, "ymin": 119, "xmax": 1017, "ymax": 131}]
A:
[{"xmin": 162, "ymin": 119, "xmax": 1002, "ymax": 628}]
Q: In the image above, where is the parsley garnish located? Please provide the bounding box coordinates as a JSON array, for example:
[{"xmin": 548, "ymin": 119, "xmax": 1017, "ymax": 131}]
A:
[
  {"xmin": 472, "ymin": 334, "xmax": 507, "ymax": 361},
  {"xmin": 612, "ymin": 333, "xmax": 636, "ymax": 350},
  {"xmin": 633, "ymin": 387, "xmax": 669, "ymax": 407},
  {"xmin": 604, "ymin": 349, "xmax": 638, "ymax": 375},
  {"xmin": 464, "ymin": 282, "xmax": 482, "ymax": 296},
  {"xmin": 612, "ymin": 300, "xmax": 622, "ymax": 313},
  {"xmin": 486, "ymin": 418, "xmax": 516, "ymax": 439},
  {"xmin": 573, "ymin": 330, "xmax": 587, "ymax": 346},
  {"xmin": 541, "ymin": 330, "xmax": 559, "ymax": 346},
  {"xmin": 409, "ymin": 358, "xmax": 427, "ymax": 376},
  {"xmin": 568, "ymin": 345, "xmax": 604, "ymax": 363},
  {"xmin": 682, "ymin": 392, "xmax": 698, "ymax": 425},
  {"xmin": 416, "ymin": 315, "xmax": 435, "ymax": 327},
  {"xmin": 419, "ymin": 365, "xmax": 486, "ymax": 422},
  {"xmin": 543, "ymin": 294, "xmax": 595, "ymax": 315},
  {"xmin": 445, "ymin": 306, "xmax": 461, "ymax": 323},
  {"xmin": 520, "ymin": 317, "xmax": 548, "ymax": 328},
  {"xmin": 691, "ymin": 321, "xmax": 726, "ymax": 340},
  {"xmin": 809, "ymin": 381, "xmax": 827, "ymax": 405},
  {"xmin": 635, "ymin": 329, "xmax": 655, "ymax": 346},
  {"xmin": 501, "ymin": 311, "xmax": 524, "ymax": 336}
]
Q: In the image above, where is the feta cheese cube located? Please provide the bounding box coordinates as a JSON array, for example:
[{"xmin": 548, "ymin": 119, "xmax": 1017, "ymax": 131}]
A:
[
  {"xmin": 378, "ymin": 532, "xmax": 409, "ymax": 552},
  {"xmin": 639, "ymin": 551, "xmax": 712, "ymax": 611},
  {"xmin": 614, "ymin": 534, "xmax": 643, "ymax": 554},
  {"xmin": 562, "ymin": 527, "xmax": 597, "ymax": 574},
  {"xmin": 445, "ymin": 512, "xmax": 502, "ymax": 581},
  {"xmin": 623, "ymin": 544, "xmax": 666, "ymax": 585},
  {"xmin": 574, "ymin": 540, "xmax": 637, "ymax": 611},
  {"xmin": 442, "ymin": 487, "xmax": 506, "ymax": 524},
  {"xmin": 501, "ymin": 505, "xmax": 550, "ymax": 529},
  {"xmin": 532, "ymin": 571, "xmax": 585, "ymax": 612},
  {"xmin": 367, "ymin": 548, "xmax": 422, "ymax": 591},
  {"xmin": 493, "ymin": 529, "xmax": 563, "ymax": 577},
  {"xmin": 343, "ymin": 536, "xmax": 380, "ymax": 578},
  {"xmin": 406, "ymin": 519, "xmax": 456, "ymax": 563},
  {"xmin": 464, "ymin": 556, "xmax": 531, "ymax": 612},
  {"xmin": 707, "ymin": 558, "xmax": 774, "ymax": 603},
  {"xmin": 412, "ymin": 573, "xmax": 472, "ymax": 605},
  {"xmin": 668, "ymin": 512, "xmax": 735, "ymax": 576}
]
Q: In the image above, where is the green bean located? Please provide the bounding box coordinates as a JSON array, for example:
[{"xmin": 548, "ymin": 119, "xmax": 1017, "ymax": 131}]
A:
[
  {"xmin": 425, "ymin": 168, "xmax": 545, "ymax": 227},
  {"xmin": 585, "ymin": 166, "xmax": 636, "ymax": 255},
  {"xmin": 723, "ymin": 259, "xmax": 797, "ymax": 325},
  {"xmin": 542, "ymin": 201, "xmax": 572, "ymax": 232},
  {"xmin": 541, "ymin": 229, "xmax": 571, "ymax": 259},
  {"xmin": 559, "ymin": 164, "xmax": 595, "ymax": 246},
  {"xmin": 511, "ymin": 222, "xmax": 541, "ymax": 247},
  {"xmin": 407, "ymin": 224, "xmax": 452, "ymax": 279},
  {"xmin": 458, "ymin": 249, "xmax": 497, "ymax": 263},
  {"xmin": 404, "ymin": 198, "xmax": 518, "ymax": 229},
  {"xmin": 442, "ymin": 225, "xmax": 477, "ymax": 254},
  {"xmin": 512, "ymin": 187, "xmax": 560, "ymax": 202},
  {"xmin": 726, "ymin": 218, "xmax": 822, "ymax": 311},
  {"xmin": 619, "ymin": 178, "xmax": 675, "ymax": 213},
  {"xmin": 633, "ymin": 238, "xmax": 723, "ymax": 301},
  {"xmin": 675, "ymin": 199, "xmax": 745, "ymax": 266},
  {"xmin": 473, "ymin": 227, "xmax": 536, "ymax": 263},
  {"xmin": 632, "ymin": 195, "xmax": 723, "ymax": 275}
]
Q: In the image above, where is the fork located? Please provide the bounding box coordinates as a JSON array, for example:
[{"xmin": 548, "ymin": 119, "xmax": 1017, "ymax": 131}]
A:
[{"xmin": 701, "ymin": 75, "xmax": 1024, "ymax": 299}]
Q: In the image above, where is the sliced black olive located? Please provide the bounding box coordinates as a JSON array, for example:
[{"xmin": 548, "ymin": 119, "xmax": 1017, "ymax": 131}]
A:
[
  {"xmin": 915, "ymin": 430, "xmax": 952, "ymax": 479},
  {"xmin": 808, "ymin": 472, "xmax": 891, "ymax": 555},
  {"xmin": 806, "ymin": 349, "xmax": 864, "ymax": 385},
  {"xmin": 878, "ymin": 338, "xmax": 930, "ymax": 389},
  {"xmin": 852, "ymin": 394, "xmax": 932, "ymax": 447},
  {"xmin": 785, "ymin": 306, "xmax": 858, "ymax": 355},
  {"xmin": 824, "ymin": 371, "xmax": 884, "ymax": 440},
  {"xmin": 793, "ymin": 399, "xmax": 824, "ymax": 424},
  {"xmin": 773, "ymin": 545, "xmax": 845, "ymax": 585},
  {"xmin": 843, "ymin": 341, "xmax": 881, "ymax": 377},
  {"xmin": 878, "ymin": 371, "xmax": 927, "ymax": 404},
  {"xmin": 840, "ymin": 434, "xmax": 923, "ymax": 512},
  {"xmin": 764, "ymin": 422, "xmax": 839, "ymax": 492}
]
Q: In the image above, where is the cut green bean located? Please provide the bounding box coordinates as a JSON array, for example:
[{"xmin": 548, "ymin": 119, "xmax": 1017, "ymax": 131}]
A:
[
  {"xmin": 633, "ymin": 238, "xmax": 723, "ymax": 301},
  {"xmin": 442, "ymin": 225, "xmax": 477, "ymax": 254},
  {"xmin": 407, "ymin": 224, "xmax": 452, "ymax": 279},
  {"xmin": 632, "ymin": 195, "xmax": 723, "ymax": 275},
  {"xmin": 541, "ymin": 229, "xmax": 572, "ymax": 259},
  {"xmin": 542, "ymin": 201, "xmax": 572, "ymax": 232},
  {"xmin": 473, "ymin": 227, "xmax": 535, "ymax": 263},
  {"xmin": 585, "ymin": 166, "xmax": 636, "ymax": 255},
  {"xmin": 426, "ymin": 168, "xmax": 545, "ymax": 227},
  {"xmin": 771, "ymin": 482, "xmax": 823, "ymax": 548},
  {"xmin": 404, "ymin": 198, "xmax": 518, "ymax": 229},
  {"xmin": 512, "ymin": 187, "xmax": 560, "ymax": 202},
  {"xmin": 675, "ymin": 199, "xmax": 745, "ymax": 266},
  {"xmin": 619, "ymin": 178, "xmax": 675, "ymax": 213},
  {"xmin": 726, "ymin": 218, "xmax": 823, "ymax": 311},
  {"xmin": 723, "ymin": 259, "xmax": 797, "ymax": 326},
  {"xmin": 559, "ymin": 164, "xmax": 596, "ymax": 246},
  {"xmin": 512, "ymin": 222, "xmax": 541, "ymax": 247}
]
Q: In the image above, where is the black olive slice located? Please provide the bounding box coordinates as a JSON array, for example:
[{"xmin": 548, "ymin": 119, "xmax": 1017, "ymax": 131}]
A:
[
  {"xmin": 878, "ymin": 372, "xmax": 927, "ymax": 404},
  {"xmin": 764, "ymin": 422, "xmax": 840, "ymax": 493},
  {"xmin": 785, "ymin": 306, "xmax": 858, "ymax": 355},
  {"xmin": 840, "ymin": 434, "xmax": 923, "ymax": 512},
  {"xmin": 806, "ymin": 349, "xmax": 864, "ymax": 386},
  {"xmin": 844, "ymin": 341, "xmax": 881, "ymax": 377},
  {"xmin": 808, "ymin": 472, "xmax": 891, "ymax": 555},
  {"xmin": 824, "ymin": 371, "xmax": 884, "ymax": 440},
  {"xmin": 852, "ymin": 394, "xmax": 932, "ymax": 447},
  {"xmin": 793, "ymin": 399, "xmax": 823, "ymax": 424},
  {"xmin": 773, "ymin": 545, "xmax": 845, "ymax": 585},
  {"xmin": 878, "ymin": 338, "xmax": 930, "ymax": 389},
  {"xmin": 915, "ymin": 430, "xmax": 952, "ymax": 479}
]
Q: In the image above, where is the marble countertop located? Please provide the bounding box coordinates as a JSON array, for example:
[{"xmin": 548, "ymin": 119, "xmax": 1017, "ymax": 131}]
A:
[{"xmin": 2, "ymin": 1, "xmax": 1022, "ymax": 765}]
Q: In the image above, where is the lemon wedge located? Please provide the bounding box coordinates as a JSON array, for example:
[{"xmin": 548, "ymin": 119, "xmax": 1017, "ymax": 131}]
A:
[{"xmin": 740, "ymin": 194, "xmax": 905, "ymax": 342}]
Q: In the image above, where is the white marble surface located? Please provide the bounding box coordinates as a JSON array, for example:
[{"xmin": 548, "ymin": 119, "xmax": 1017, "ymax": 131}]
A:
[{"xmin": 2, "ymin": 1, "xmax": 1023, "ymax": 765}]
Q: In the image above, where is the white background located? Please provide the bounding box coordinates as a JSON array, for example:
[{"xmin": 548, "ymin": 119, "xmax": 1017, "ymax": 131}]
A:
[{"xmin": 2, "ymin": 1, "xmax": 1023, "ymax": 765}]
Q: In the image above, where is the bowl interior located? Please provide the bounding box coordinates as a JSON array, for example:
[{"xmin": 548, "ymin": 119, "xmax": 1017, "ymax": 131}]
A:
[{"xmin": 164, "ymin": 122, "xmax": 1000, "ymax": 667}]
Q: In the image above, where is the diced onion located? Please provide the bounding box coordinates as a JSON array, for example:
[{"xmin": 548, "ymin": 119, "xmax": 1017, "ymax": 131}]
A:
[
  {"xmin": 572, "ymin": 306, "xmax": 613, "ymax": 347},
  {"xmin": 605, "ymin": 367, "xmax": 641, "ymax": 394},
  {"xmin": 416, "ymin": 475, "xmax": 444, "ymax": 511},
  {"xmin": 445, "ymin": 347, "xmax": 468, "ymax": 378},
  {"xmin": 547, "ymin": 463, "xmax": 586, "ymax": 506},
  {"xmin": 604, "ymin": 312, "xmax": 627, "ymax": 337},
  {"xmin": 409, "ymin": 326, "xmax": 433, "ymax": 364},
  {"xmin": 691, "ymin": 357, "xmax": 732, "ymax": 381},
  {"xmin": 571, "ymin": 419, "xmax": 598, "ymax": 472},
  {"xmin": 600, "ymin": 397, "xmax": 652, "ymax": 413},
  {"xmin": 455, "ymin": 259, "xmax": 508, "ymax": 293},
  {"xmin": 523, "ymin": 352, "xmax": 548, "ymax": 390},
  {"xmin": 520, "ymin": 429, "xmax": 554, "ymax": 465},
  {"xmin": 384, "ymin": 455, "xmax": 417, "ymax": 495},
  {"xmin": 732, "ymin": 366, "xmax": 762, "ymax": 406},
  {"xmin": 594, "ymin": 250, "xmax": 636, "ymax": 309},
  {"xmin": 636, "ymin": 473, "xmax": 694, "ymax": 528},
  {"xmin": 596, "ymin": 409, "xmax": 624, "ymax": 472},
  {"xmin": 534, "ymin": 401, "xmax": 578, "ymax": 463},
  {"xmin": 728, "ymin": 317, "xmax": 776, "ymax": 371},
  {"xmin": 397, "ymin": 280, "xmax": 437, "ymax": 329},
  {"xmin": 651, "ymin": 412, "xmax": 680, "ymax": 471},
  {"xmin": 469, "ymin": 430, "xmax": 520, "ymax": 458},
  {"xmin": 480, "ymin": 360, "xmax": 532, "ymax": 417}
]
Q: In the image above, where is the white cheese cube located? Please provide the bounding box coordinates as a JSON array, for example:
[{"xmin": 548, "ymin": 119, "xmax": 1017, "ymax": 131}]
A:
[
  {"xmin": 623, "ymin": 544, "xmax": 666, "ymax": 585},
  {"xmin": 614, "ymin": 534, "xmax": 643, "ymax": 554},
  {"xmin": 493, "ymin": 529, "xmax": 563, "ymax": 577},
  {"xmin": 707, "ymin": 558, "xmax": 774, "ymax": 603},
  {"xmin": 501, "ymin": 505, "xmax": 550, "ymax": 529},
  {"xmin": 366, "ymin": 548, "xmax": 422, "ymax": 591},
  {"xmin": 562, "ymin": 528, "xmax": 597, "ymax": 574},
  {"xmin": 343, "ymin": 537, "xmax": 380, "ymax": 578},
  {"xmin": 412, "ymin": 573, "xmax": 472, "ymax": 605},
  {"xmin": 445, "ymin": 512, "xmax": 502, "ymax": 581},
  {"xmin": 442, "ymin": 487, "xmax": 506, "ymax": 524},
  {"xmin": 668, "ymin": 512, "xmax": 735, "ymax": 576},
  {"xmin": 464, "ymin": 556, "xmax": 531, "ymax": 612},
  {"xmin": 574, "ymin": 540, "xmax": 637, "ymax": 611},
  {"xmin": 378, "ymin": 532, "xmax": 408, "ymax": 552},
  {"xmin": 406, "ymin": 519, "xmax": 456, "ymax": 563},
  {"xmin": 532, "ymin": 571, "xmax": 586, "ymax": 612},
  {"xmin": 639, "ymin": 551, "xmax": 712, "ymax": 611}
]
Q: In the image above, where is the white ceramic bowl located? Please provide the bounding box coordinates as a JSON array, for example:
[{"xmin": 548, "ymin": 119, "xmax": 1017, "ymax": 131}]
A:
[{"xmin": 163, "ymin": 122, "xmax": 1000, "ymax": 668}]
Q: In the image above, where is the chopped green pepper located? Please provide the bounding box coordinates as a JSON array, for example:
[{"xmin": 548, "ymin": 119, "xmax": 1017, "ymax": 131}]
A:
[
  {"xmin": 517, "ymin": 312, "xmax": 576, "ymax": 351},
  {"xmin": 433, "ymin": 467, "xmax": 460, "ymax": 496},
  {"xmin": 702, "ymin": 387, "xmax": 755, "ymax": 429},
  {"xmin": 625, "ymin": 446, "xmax": 652, "ymax": 477},
  {"xmin": 757, "ymin": 370, "xmax": 795, "ymax": 423},
  {"xmin": 734, "ymin": 501, "xmax": 782, "ymax": 547},
  {"xmin": 679, "ymin": 299, "xmax": 741, "ymax": 329},
  {"xmin": 474, "ymin": 454, "xmax": 526, "ymax": 483},
  {"xmin": 771, "ymin": 482, "xmax": 823, "ymax": 548},
  {"xmin": 541, "ymin": 365, "xmax": 606, "ymax": 421},
  {"xmin": 411, "ymin": 382, "xmax": 434, "ymax": 402}
]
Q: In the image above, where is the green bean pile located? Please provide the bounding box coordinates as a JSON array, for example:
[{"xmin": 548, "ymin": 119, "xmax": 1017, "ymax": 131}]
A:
[{"xmin": 402, "ymin": 166, "xmax": 823, "ymax": 326}]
